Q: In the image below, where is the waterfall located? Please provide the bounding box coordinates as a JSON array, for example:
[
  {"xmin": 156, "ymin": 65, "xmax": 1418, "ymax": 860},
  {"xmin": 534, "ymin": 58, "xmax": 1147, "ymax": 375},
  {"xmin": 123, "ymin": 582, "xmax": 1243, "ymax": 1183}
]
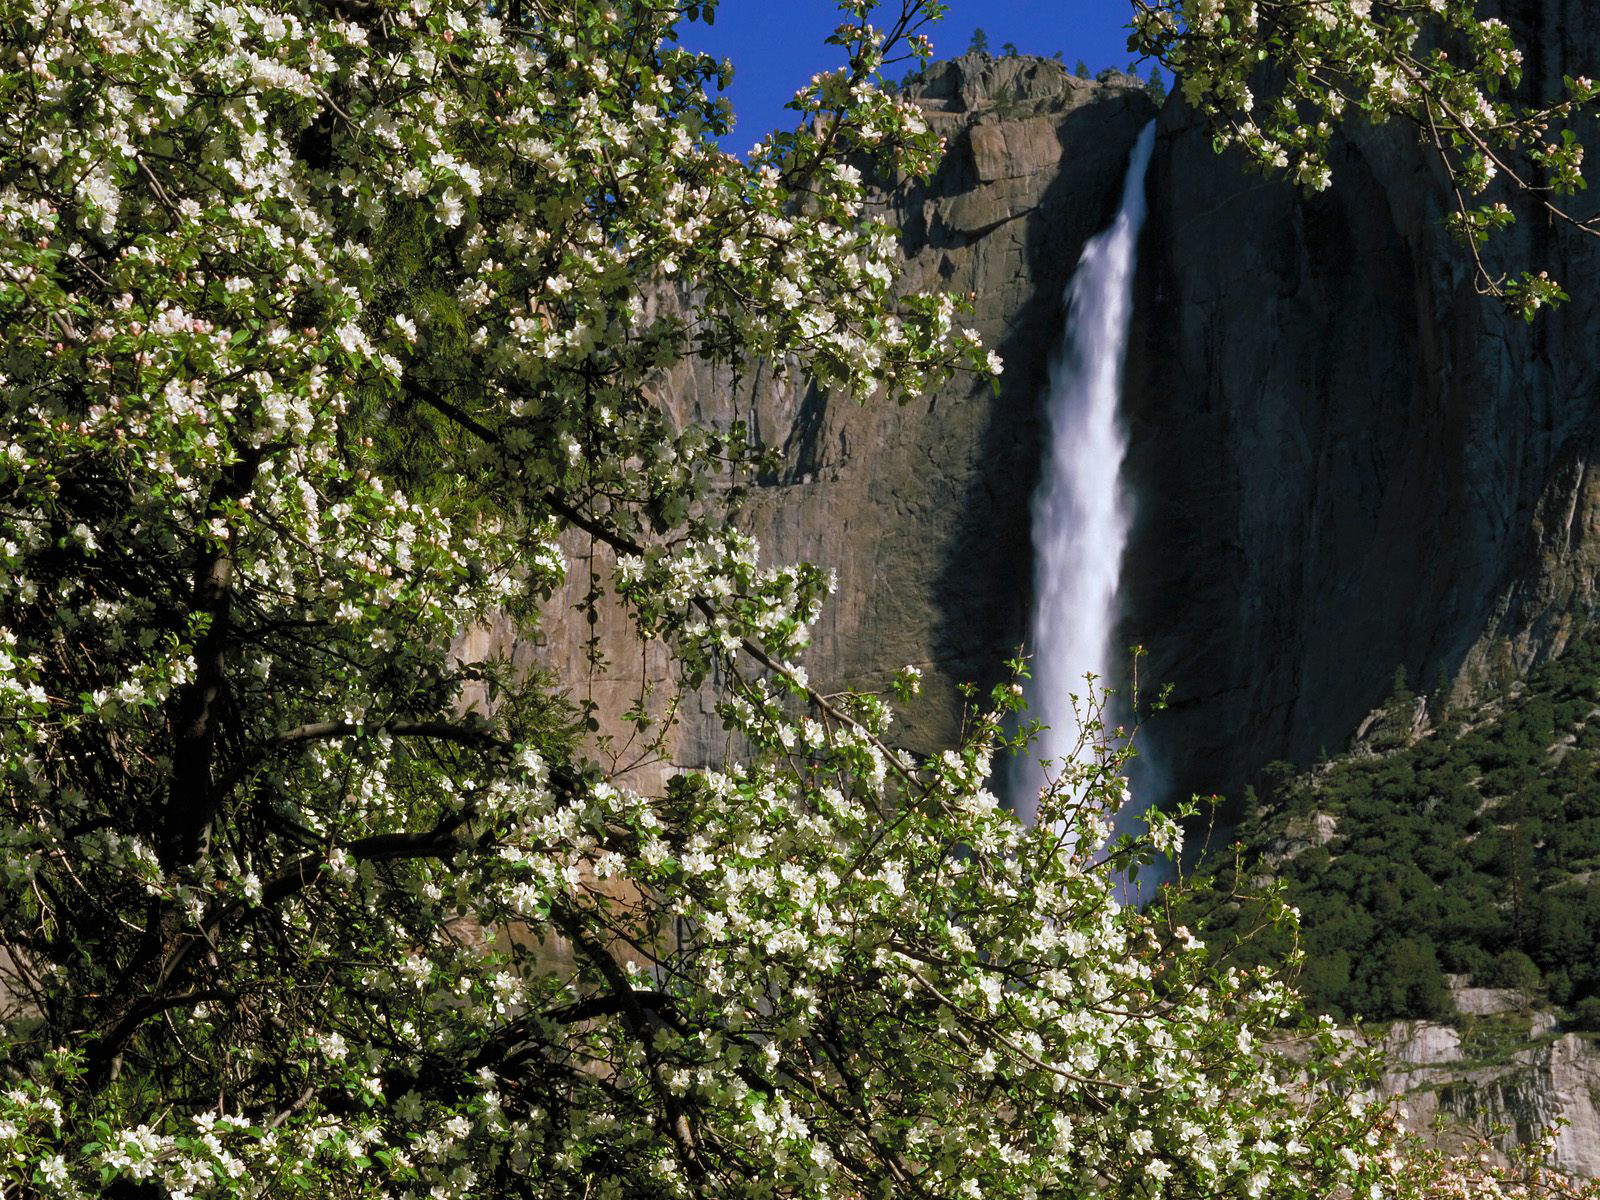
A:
[{"xmin": 1014, "ymin": 121, "xmax": 1156, "ymax": 827}]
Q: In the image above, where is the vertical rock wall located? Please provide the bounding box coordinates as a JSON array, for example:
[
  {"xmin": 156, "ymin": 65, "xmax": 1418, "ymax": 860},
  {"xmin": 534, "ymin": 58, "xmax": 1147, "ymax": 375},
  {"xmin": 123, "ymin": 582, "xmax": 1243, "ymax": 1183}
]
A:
[{"xmin": 1124, "ymin": 0, "xmax": 1600, "ymax": 803}]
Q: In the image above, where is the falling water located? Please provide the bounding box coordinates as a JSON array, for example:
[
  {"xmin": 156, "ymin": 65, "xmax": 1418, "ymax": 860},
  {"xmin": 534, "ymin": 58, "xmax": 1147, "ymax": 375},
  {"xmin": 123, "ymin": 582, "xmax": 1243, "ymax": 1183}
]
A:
[{"xmin": 1014, "ymin": 121, "xmax": 1156, "ymax": 826}]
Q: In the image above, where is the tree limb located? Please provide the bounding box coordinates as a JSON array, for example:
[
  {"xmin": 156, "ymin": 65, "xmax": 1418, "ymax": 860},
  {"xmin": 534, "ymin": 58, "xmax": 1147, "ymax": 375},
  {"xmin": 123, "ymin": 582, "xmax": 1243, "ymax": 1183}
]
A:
[{"xmin": 161, "ymin": 445, "xmax": 270, "ymax": 871}]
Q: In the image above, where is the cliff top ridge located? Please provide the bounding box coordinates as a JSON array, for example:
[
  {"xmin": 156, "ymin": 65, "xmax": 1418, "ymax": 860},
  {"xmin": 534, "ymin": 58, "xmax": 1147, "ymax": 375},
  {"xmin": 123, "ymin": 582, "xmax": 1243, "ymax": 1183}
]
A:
[{"xmin": 906, "ymin": 52, "xmax": 1144, "ymax": 119}]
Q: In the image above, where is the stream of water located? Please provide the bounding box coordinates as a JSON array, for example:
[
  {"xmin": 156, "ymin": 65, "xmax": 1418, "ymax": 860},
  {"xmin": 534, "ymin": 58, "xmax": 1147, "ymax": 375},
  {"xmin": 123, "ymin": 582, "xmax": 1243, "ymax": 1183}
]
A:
[{"xmin": 1013, "ymin": 121, "xmax": 1156, "ymax": 826}]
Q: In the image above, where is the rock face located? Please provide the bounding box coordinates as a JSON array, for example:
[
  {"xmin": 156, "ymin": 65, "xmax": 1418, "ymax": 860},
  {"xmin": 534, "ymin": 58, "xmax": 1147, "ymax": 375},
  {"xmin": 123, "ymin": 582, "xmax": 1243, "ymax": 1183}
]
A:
[
  {"xmin": 1380, "ymin": 1020, "xmax": 1600, "ymax": 1179},
  {"xmin": 1377, "ymin": 985, "xmax": 1600, "ymax": 1175},
  {"xmin": 712, "ymin": 56, "xmax": 1158, "ymax": 758},
  {"xmin": 1124, "ymin": 0, "xmax": 1600, "ymax": 804},
  {"xmin": 650, "ymin": 17, "xmax": 1600, "ymax": 810}
]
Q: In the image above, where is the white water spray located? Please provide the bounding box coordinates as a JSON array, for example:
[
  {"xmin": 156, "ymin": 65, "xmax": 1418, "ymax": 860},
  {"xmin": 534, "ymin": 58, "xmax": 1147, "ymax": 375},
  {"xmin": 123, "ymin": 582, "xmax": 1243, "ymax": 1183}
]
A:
[{"xmin": 1015, "ymin": 121, "xmax": 1156, "ymax": 826}]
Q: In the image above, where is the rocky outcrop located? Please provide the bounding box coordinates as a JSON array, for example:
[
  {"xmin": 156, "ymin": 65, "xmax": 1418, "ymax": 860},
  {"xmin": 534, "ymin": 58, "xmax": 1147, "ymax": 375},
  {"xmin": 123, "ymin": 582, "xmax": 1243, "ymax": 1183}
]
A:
[
  {"xmin": 1379, "ymin": 1020, "xmax": 1600, "ymax": 1178},
  {"xmin": 1377, "ymin": 983, "xmax": 1600, "ymax": 1176},
  {"xmin": 1260, "ymin": 810, "xmax": 1338, "ymax": 869}
]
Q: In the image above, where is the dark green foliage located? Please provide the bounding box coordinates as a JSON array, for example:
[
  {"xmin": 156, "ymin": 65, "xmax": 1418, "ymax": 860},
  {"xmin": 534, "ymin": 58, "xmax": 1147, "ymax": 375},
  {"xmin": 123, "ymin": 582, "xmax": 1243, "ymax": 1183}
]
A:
[
  {"xmin": 1390, "ymin": 665, "xmax": 1414, "ymax": 710},
  {"xmin": 1074, "ymin": 59, "xmax": 1091, "ymax": 79},
  {"xmin": 1573, "ymin": 995, "xmax": 1600, "ymax": 1030},
  {"xmin": 1177, "ymin": 627, "xmax": 1600, "ymax": 1023},
  {"xmin": 968, "ymin": 27, "xmax": 989, "ymax": 55},
  {"xmin": 1145, "ymin": 67, "xmax": 1167, "ymax": 104},
  {"xmin": 1381, "ymin": 938, "xmax": 1451, "ymax": 1018},
  {"xmin": 1487, "ymin": 949, "xmax": 1541, "ymax": 999}
]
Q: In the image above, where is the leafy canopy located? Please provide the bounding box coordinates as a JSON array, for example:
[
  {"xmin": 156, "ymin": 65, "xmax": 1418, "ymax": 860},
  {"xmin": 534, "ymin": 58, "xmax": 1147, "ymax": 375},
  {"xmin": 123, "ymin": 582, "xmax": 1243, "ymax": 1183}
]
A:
[{"xmin": 0, "ymin": 0, "xmax": 1597, "ymax": 1198}]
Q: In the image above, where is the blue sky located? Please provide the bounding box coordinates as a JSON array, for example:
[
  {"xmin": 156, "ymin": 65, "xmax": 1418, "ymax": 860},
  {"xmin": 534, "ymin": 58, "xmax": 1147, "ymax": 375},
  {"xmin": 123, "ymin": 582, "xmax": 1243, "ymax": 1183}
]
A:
[{"xmin": 680, "ymin": 1, "xmax": 1152, "ymax": 154}]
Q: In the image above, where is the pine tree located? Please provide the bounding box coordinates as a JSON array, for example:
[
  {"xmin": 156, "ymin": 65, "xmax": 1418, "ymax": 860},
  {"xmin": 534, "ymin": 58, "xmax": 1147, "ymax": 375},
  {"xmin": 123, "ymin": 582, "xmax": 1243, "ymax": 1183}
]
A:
[{"xmin": 1145, "ymin": 65, "xmax": 1168, "ymax": 103}]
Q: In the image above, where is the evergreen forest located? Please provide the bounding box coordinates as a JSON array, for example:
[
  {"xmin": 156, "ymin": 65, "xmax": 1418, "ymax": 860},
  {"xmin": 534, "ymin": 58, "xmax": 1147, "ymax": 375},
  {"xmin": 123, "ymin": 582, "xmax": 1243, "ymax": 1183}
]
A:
[{"xmin": 1178, "ymin": 630, "xmax": 1600, "ymax": 1029}]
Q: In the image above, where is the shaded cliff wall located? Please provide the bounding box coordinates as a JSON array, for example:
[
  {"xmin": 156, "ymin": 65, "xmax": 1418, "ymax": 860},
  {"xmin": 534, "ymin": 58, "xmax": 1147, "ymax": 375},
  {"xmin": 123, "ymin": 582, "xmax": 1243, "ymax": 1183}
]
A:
[{"xmin": 1123, "ymin": 0, "xmax": 1600, "ymax": 802}]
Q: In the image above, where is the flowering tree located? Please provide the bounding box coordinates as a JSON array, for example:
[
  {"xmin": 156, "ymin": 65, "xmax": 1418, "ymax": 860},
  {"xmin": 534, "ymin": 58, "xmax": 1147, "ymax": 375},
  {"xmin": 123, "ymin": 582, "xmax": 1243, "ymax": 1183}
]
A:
[
  {"xmin": 1131, "ymin": 0, "xmax": 1600, "ymax": 318},
  {"xmin": 1, "ymin": 0, "xmax": 1598, "ymax": 1197}
]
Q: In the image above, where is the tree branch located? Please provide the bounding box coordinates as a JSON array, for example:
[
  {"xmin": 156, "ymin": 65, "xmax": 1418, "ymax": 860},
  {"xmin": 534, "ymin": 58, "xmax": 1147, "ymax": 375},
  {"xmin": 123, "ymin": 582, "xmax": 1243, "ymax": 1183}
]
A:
[
  {"xmin": 407, "ymin": 381, "xmax": 931, "ymax": 801},
  {"xmin": 161, "ymin": 445, "xmax": 270, "ymax": 871},
  {"xmin": 88, "ymin": 812, "xmax": 475, "ymax": 1086},
  {"xmin": 549, "ymin": 907, "xmax": 707, "ymax": 1183}
]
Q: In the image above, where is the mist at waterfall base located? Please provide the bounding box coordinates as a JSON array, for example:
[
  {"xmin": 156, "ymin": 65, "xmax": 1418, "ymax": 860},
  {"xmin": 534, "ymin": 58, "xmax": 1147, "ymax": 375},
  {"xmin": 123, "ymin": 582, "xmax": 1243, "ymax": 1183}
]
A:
[{"xmin": 1009, "ymin": 122, "xmax": 1168, "ymax": 885}]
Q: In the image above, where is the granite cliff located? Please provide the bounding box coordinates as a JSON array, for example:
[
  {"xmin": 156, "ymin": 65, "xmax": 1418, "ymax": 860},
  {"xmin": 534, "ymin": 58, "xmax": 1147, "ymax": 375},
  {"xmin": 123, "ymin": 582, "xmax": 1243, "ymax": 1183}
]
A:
[
  {"xmin": 522, "ymin": 55, "xmax": 1160, "ymax": 784},
  {"xmin": 1125, "ymin": 0, "xmax": 1600, "ymax": 806},
  {"xmin": 583, "ymin": 23, "xmax": 1600, "ymax": 809}
]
